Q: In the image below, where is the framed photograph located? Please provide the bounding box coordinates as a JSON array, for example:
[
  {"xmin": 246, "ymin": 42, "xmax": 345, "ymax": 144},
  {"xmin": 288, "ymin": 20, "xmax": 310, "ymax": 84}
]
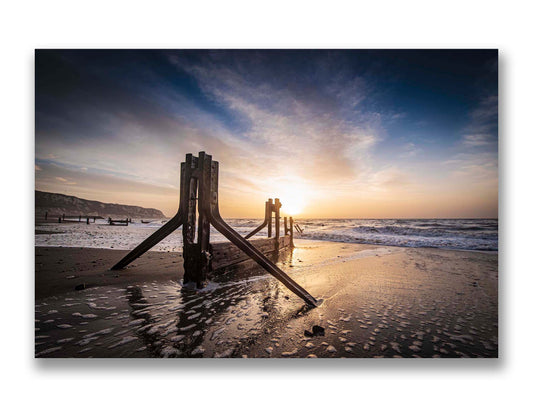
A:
[{"xmin": 35, "ymin": 49, "xmax": 498, "ymax": 358}]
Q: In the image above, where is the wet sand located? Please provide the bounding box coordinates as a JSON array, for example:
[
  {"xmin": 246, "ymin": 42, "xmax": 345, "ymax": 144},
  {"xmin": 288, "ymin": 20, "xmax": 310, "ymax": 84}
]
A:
[{"xmin": 35, "ymin": 240, "xmax": 498, "ymax": 358}]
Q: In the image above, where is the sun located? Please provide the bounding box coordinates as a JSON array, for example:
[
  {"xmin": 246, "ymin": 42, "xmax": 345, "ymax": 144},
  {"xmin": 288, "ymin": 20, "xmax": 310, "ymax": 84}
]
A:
[{"xmin": 279, "ymin": 188, "xmax": 307, "ymax": 216}]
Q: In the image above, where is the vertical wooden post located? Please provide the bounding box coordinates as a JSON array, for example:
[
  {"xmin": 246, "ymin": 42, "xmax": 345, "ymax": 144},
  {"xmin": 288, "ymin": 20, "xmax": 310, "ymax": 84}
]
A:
[
  {"xmin": 196, "ymin": 152, "xmax": 211, "ymax": 287},
  {"xmin": 284, "ymin": 216, "xmax": 288, "ymax": 235},
  {"xmin": 267, "ymin": 198, "xmax": 273, "ymax": 237},
  {"xmin": 182, "ymin": 154, "xmax": 198, "ymax": 285},
  {"xmin": 289, "ymin": 217, "xmax": 294, "ymax": 247},
  {"xmin": 58, "ymin": 217, "xmax": 61, "ymax": 223},
  {"xmin": 274, "ymin": 198, "xmax": 281, "ymax": 251},
  {"xmin": 86, "ymin": 217, "xmax": 89, "ymax": 225},
  {"xmin": 112, "ymin": 151, "xmax": 319, "ymax": 307},
  {"xmin": 45, "ymin": 211, "xmax": 48, "ymax": 220}
]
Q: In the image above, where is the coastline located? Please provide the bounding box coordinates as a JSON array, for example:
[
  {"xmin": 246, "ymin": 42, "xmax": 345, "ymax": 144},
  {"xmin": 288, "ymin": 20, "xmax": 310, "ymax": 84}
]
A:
[{"xmin": 35, "ymin": 239, "xmax": 498, "ymax": 358}]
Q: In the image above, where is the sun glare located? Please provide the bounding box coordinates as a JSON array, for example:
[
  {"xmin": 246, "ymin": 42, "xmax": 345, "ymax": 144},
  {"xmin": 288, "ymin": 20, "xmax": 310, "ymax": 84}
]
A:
[{"xmin": 279, "ymin": 187, "xmax": 307, "ymax": 216}]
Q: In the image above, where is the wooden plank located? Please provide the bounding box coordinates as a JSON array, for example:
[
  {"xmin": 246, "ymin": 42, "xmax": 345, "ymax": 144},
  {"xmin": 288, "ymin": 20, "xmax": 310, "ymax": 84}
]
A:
[
  {"xmin": 182, "ymin": 153, "xmax": 198, "ymax": 284},
  {"xmin": 197, "ymin": 152, "xmax": 212, "ymax": 285},
  {"xmin": 274, "ymin": 198, "xmax": 280, "ymax": 251},
  {"xmin": 267, "ymin": 198, "xmax": 273, "ymax": 237},
  {"xmin": 244, "ymin": 200, "xmax": 270, "ymax": 239},
  {"xmin": 289, "ymin": 217, "xmax": 294, "ymax": 247},
  {"xmin": 211, "ymin": 236, "xmax": 291, "ymax": 270}
]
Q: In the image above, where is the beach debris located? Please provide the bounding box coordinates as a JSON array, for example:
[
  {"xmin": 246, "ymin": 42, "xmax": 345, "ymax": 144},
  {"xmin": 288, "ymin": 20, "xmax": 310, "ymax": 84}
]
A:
[
  {"xmin": 326, "ymin": 345, "xmax": 337, "ymax": 353},
  {"xmin": 304, "ymin": 325, "xmax": 325, "ymax": 337}
]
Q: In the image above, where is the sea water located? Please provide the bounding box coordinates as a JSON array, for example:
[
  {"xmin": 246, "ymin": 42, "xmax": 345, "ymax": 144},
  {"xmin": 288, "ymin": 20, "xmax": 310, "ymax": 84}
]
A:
[{"xmin": 35, "ymin": 218, "xmax": 497, "ymax": 252}]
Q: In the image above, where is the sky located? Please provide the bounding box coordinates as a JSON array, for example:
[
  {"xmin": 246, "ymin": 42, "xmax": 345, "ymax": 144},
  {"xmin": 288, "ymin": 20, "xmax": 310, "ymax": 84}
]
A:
[{"xmin": 35, "ymin": 49, "xmax": 498, "ymax": 218}]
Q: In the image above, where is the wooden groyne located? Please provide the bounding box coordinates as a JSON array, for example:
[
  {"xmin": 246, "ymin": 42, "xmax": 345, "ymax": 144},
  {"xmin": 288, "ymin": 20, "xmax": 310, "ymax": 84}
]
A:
[
  {"xmin": 107, "ymin": 218, "xmax": 131, "ymax": 226},
  {"xmin": 43, "ymin": 213, "xmax": 101, "ymax": 224},
  {"xmin": 111, "ymin": 151, "xmax": 319, "ymax": 307}
]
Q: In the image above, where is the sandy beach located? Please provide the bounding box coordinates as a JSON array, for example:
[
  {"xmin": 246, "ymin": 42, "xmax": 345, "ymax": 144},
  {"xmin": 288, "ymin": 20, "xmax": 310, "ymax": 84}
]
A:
[{"xmin": 35, "ymin": 239, "xmax": 498, "ymax": 358}]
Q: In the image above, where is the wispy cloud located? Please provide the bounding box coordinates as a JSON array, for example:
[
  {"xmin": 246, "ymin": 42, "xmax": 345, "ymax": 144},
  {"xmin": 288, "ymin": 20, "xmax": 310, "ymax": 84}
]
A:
[
  {"xmin": 461, "ymin": 95, "xmax": 498, "ymax": 148},
  {"xmin": 169, "ymin": 53, "xmax": 382, "ymax": 190},
  {"xmin": 35, "ymin": 50, "xmax": 498, "ymax": 218},
  {"xmin": 400, "ymin": 142, "xmax": 422, "ymax": 158}
]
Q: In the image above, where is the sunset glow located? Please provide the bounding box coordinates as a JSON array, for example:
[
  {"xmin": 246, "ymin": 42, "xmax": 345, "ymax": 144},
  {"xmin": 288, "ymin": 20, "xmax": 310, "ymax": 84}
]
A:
[
  {"xmin": 279, "ymin": 188, "xmax": 308, "ymax": 216},
  {"xmin": 35, "ymin": 50, "xmax": 498, "ymax": 218}
]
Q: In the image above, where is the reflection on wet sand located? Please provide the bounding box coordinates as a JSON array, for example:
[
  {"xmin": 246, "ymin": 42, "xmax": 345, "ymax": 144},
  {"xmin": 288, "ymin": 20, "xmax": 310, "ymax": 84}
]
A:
[{"xmin": 35, "ymin": 242, "xmax": 498, "ymax": 358}]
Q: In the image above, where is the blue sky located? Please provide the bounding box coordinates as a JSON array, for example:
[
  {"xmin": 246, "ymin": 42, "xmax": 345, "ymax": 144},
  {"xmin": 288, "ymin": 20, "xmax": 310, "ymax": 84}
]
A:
[{"xmin": 35, "ymin": 49, "xmax": 498, "ymax": 218}]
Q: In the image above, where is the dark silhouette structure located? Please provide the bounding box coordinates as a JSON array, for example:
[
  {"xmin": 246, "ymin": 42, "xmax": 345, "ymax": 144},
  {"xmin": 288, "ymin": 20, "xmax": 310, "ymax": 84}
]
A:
[{"xmin": 111, "ymin": 152, "xmax": 319, "ymax": 307}]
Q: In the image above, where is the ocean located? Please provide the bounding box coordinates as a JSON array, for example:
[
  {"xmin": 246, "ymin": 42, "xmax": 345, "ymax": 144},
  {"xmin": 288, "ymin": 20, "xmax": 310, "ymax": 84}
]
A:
[{"xmin": 35, "ymin": 218, "xmax": 498, "ymax": 252}]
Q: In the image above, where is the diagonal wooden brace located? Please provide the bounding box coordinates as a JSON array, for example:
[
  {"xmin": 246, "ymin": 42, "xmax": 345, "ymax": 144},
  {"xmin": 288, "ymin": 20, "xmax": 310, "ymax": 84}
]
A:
[
  {"xmin": 244, "ymin": 199, "xmax": 272, "ymax": 239},
  {"xmin": 111, "ymin": 160, "xmax": 190, "ymax": 270},
  {"xmin": 200, "ymin": 156, "xmax": 319, "ymax": 307},
  {"xmin": 111, "ymin": 212, "xmax": 184, "ymax": 270}
]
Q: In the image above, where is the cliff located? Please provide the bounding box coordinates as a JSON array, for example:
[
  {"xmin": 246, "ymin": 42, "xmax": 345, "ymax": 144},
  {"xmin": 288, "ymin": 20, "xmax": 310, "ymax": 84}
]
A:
[{"xmin": 35, "ymin": 190, "xmax": 166, "ymax": 219}]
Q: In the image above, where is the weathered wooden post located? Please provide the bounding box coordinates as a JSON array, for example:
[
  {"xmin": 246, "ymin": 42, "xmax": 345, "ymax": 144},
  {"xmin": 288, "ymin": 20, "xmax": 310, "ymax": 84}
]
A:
[
  {"xmin": 111, "ymin": 152, "xmax": 319, "ymax": 307},
  {"xmin": 274, "ymin": 198, "xmax": 281, "ymax": 251},
  {"xmin": 86, "ymin": 217, "xmax": 90, "ymax": 225},
  {"xmin": 196, "ymin": 151, "xmax": 212, "ymax": 285},
  {"xmin": 267, "ymin": 198, "xmax": 273, "ymax": 237},
  {"xmin": 182, "ymin": 153, "xmax": 199, "ymax": 285},
  {"xmin": 45, "ymin": 211, "xmax": 48, "ymax": 220},
  {"xmin": 284, "ymin": 216, "xmax": 288, "ymax": 235},
  {"xmin": 289, "ymin": 217, "xmax": 294, "ymax": 247},
  {"xmin": 58, "ymin": 217, "xmax": 61, "ymax": 223}
]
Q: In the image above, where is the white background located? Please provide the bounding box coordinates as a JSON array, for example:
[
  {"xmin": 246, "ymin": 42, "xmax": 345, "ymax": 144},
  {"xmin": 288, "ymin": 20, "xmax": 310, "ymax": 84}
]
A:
[{"xmin": 1, "ymin": 1, "xmax": 530, "ymax": 406}]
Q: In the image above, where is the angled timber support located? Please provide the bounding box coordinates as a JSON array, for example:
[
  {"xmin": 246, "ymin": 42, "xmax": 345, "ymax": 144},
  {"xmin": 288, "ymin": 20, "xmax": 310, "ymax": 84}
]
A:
[
  {"xmin": 244, "ymin": 200, "xmax": 272, "ymax": 239},
  {"xmin": 110, "ymin": 151, "xmax": 319, "ymax": 307}
]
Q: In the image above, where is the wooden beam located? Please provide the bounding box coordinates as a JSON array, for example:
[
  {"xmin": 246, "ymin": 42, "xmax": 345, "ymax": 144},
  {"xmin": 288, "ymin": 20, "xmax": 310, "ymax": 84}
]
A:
[
  {"xmin": 244, "ymin": 200, "xmax": 270, "ymax": 239},
  {"xmin": 267, "ymin": 198, "xmax": 273, "ymax": 238}
]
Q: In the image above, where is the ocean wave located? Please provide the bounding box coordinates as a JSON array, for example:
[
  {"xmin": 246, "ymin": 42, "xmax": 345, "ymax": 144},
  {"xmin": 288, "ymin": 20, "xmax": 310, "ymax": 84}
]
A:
[{"xmin": 35, "ymin": 217, "xmax": 498, "ymax": 252}]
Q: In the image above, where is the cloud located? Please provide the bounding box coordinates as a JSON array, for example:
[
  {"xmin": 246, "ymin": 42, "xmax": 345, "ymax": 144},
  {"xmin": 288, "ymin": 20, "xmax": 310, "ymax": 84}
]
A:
[
  {"xmin": 400, "ymin": 142, "xmax": 422, "ymax": 158},
  {"xmin": 169, "ymin": 52, "xmax": 382, "ymax": 189},
  {"xmin": 444, "ymin": 151, "xmax": 498, "ymax": 190},
  {"xmin": 461, "ymin": 95, "xmax": 498, "ymax": 148},
  {"xmin": 462, "ymin": 133, "xmax": 492, "ymax": 147},
  {"xmin": 35, "ymin": 50, "xmax": 498, "ymax": 218},
  {"xmin": 367, "ymin": 167, "xmax": 412, "ymax": 191}
]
